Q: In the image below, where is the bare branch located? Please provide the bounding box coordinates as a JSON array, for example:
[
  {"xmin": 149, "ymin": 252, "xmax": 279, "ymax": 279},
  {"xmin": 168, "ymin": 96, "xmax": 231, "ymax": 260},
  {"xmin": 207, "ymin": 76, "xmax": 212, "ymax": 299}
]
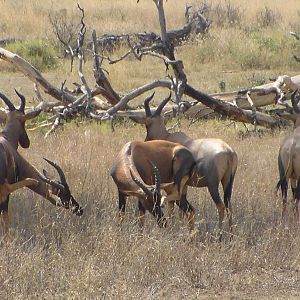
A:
[
  {"xmin": 91, "ymin": 30, "xmax": 121, "ymax": 105},
  {"xmin": 154, "ymin": 0, "xmax": 168, "ymax": 45},
  {"xmin": 44, "ymin": 116, "xmax": 61, "ymax": 138},
  {"xmin": 185, "ymin": 84, "xmax": 286, "ymax": 128},
  {"xmin": 0, "ymin": 47, "xmax": 76, "ymax": 103},
  {"xmin": 78, "ymin": 46, "xmax": 91, "ymax": 105},
  {"xmin": 102, "ymin": 79, "xmax": 172, "ymax": 119}
]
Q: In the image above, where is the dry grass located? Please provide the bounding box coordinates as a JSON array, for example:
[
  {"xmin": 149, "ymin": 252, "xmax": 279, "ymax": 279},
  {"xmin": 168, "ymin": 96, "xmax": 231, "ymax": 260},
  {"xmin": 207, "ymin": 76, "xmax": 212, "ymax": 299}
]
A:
[
  {"xmin": 1, "ymin": 0, "xmax": 300, "ymax": 39},
  {"xmin": 0, "ymin": 120, "xmax": 300, "ymax": 299},
  {"xmin": 1, "ymin": 0, "xmax": 300, "ymax": 93}
]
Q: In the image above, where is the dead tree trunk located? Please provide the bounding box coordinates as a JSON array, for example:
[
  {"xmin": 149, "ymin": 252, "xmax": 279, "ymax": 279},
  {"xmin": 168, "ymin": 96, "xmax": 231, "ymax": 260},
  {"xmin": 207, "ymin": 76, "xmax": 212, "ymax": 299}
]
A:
[
  {"xmin": 0, "ymin": 2, "xmax": 296, "ymax": 133},
  {"xmin": 184, "ymin": 84, "xmax": 285, "ymax": 128}
]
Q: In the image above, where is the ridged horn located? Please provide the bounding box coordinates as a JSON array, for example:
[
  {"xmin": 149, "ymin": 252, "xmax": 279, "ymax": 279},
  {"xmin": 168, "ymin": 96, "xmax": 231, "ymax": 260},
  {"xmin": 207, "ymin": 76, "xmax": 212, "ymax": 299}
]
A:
[
  {"xmin": 153, "ymin": 92, "xmax": 171, "ymax": 116},
  {"xmin": 129, "ymin": 169, "xmax": 152, "ymax": 197},
  {"xmin": 0, "ymin": 92, "xmax": 16, "ymax": 111},
  {"xmin": 43, "ymin": 158, "xmax": 67, "ymax": 186},
  {"xmin": 14, "ymin": 89, "xmax": 26, "ymax": 112},
  {"xmin": 148, "ymin": 160, "xmax": 161, "ymax": 194},
  {"xmin": 36, "ymin": 169, "xmax": 65, "ymax": 191},
  {"xmin": 144, "ymin": 92, "xmax": 155, "ymax": 117}
]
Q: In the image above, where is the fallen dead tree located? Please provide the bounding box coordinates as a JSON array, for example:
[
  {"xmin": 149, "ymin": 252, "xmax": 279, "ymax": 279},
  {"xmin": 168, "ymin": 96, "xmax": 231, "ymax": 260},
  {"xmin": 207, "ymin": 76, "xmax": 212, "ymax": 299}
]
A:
[
  {"xmin": 185, "ymin": 75, "xmax": 300, "ymax": 119},
  {"xmin": 0, "ymin": 2, "xmax": 297, "ymax": 136}
]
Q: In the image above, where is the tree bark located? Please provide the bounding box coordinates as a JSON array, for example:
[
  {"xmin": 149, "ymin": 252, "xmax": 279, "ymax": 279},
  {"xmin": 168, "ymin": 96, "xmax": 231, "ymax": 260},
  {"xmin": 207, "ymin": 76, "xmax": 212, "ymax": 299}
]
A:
[
  {"xmin": 184, "ymin": 84, "xmax": 285, "ymax": 128},
  {"xmin": 0, "ymin": 48, "xmax": 76, "ymax": 103}
]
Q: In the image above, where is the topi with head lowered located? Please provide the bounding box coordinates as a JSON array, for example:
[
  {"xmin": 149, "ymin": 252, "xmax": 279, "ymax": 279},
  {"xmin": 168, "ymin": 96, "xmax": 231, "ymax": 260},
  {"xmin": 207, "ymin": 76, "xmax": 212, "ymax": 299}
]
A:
[
  {"xmin": 0, "ymin": 90, "xmax": 83, "ymax": 234},
  {"xmin": 111, "ymin": 140, "xmax": 196, "ymax": 230}
]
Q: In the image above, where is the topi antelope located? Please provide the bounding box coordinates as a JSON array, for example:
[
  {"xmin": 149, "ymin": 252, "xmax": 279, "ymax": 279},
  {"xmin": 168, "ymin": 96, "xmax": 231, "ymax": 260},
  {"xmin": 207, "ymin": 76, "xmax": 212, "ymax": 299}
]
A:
[
  {"xmin": 0, "ymin": 90, "xmax": 83, "ymax": 234},
  {"xmin": 277, "ymin": 89, "xmax": 300, "ymax": 223},
  {"xmin": 139, "ymin": 92, "xmax": 238, "ymax": 238},
  {"xmin": 111, "ymin": 140, "xmax": 196, "ymax": 230}
]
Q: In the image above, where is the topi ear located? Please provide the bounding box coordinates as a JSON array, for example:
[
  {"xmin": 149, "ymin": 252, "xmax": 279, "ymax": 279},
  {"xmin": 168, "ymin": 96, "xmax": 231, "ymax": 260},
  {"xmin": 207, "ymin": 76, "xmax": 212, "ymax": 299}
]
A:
[
  {"xmin": 19, "ymin": 132, "xmax": 30, "ymax": 148},
  {"xmin": 43, "ymin": 169, "xmax": 50, "ymax": 179},
  {"xmin": 23, "ymin": 109, "xmax": 42, "ymax": 121}
]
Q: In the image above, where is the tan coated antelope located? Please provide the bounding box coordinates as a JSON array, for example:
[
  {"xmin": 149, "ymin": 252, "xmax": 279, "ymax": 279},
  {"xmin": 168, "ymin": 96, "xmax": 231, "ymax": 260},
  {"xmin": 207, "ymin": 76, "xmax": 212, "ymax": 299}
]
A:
[
  {"xmin": 139, "ymin": 93, "xmax": 238, "ymax": 237},
  {"xmin": 277, "ymin": 89, "xmax": 300, "ymax": 223},
  {"xmin": 111, "ymin": 140, "xmax": 196, "ymax": 230},
  {"xmin": 0, "ymin": 90, "xmax": 83, "ymax": 234}
]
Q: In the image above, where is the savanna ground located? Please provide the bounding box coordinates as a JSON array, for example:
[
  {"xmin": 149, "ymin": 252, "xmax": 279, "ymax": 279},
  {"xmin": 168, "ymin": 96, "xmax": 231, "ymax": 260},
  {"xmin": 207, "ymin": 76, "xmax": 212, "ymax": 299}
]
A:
[{"xmin": 1, "ymin": 0, "xmax": 300, "ymax": 299}]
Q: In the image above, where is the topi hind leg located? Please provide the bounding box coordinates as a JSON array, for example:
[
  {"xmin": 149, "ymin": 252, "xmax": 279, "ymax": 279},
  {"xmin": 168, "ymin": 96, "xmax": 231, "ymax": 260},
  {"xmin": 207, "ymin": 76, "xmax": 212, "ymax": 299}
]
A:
[
  {"xmin": 0, "ymin": 196, "xmax": 9, "ymax": 236},
  {"xmin": 280, "ymin": 179, "xmax": 288, "ymax": 223},
  {"xmin": 292, "ymin": 179, "xmax": 300, "ymax": 223},
  {"xmin": 118, "ymin": 190, "xmax": 127, "ymax": 224},
  {"xmin": 177, "ymin": 193, "xmax": 195, "ymax": 232},
  {"xmin": 294, "ymin": 199, "xmax": 300, "ymax": 223},
  {"xmin": 222, "ymin": 173, "xmax": 235, "ymax": 234},
  {"xmin": 138, "ymin": 200, "xmax": 146, "ymax": 228},
  {"xmin": 291, "ymin": 180, "xmax": 298, "ymax": 224},
  {"xmin": 208, "ymin": 182, "xmax": 225, "ymax": 241}
]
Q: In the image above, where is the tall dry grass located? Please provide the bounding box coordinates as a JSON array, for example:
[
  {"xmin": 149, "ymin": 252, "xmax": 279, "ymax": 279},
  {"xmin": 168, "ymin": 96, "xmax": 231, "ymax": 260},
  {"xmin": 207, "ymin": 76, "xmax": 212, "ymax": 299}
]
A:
[
  {"xmin": 2, "ymin": 0, "xmax": 300, "ymax": 93},
  {"xmin": 0, "ymin": 120, "xmax": 300, "ymax": 299},
  {"xmin": 1, "ymin": 0, "xmax": 300, "ymax": 38}
]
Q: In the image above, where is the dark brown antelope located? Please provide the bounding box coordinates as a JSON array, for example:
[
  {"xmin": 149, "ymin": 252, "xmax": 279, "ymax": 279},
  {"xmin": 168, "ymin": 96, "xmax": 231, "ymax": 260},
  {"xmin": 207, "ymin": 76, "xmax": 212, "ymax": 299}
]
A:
[
  {"xmin": 0, "ymin": 90, "xmax": 83, "ymax": 234},
  {"xmin": 111, "ymin": 140, "xmax": 196, "ymax": 230},
  {"xmin": 277, "ymin": 89, "xmax": 300, "ymax": 223},
  {"xmin": 140, "ymin": 93, "xmax": 238, "ymax": 237}
]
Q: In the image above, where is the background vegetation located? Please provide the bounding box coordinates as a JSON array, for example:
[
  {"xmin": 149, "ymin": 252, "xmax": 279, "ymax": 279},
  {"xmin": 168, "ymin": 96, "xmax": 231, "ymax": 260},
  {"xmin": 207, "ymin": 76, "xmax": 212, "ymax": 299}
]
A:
[{"xmin": 1, "ymin": 0, "xmax": 300, "ymax": 299}]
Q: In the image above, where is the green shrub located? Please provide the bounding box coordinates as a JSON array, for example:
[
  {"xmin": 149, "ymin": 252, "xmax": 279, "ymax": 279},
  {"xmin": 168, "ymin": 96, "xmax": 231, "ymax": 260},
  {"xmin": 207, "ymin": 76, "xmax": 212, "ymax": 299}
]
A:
[{"xmin": 6, "ymin": 40, "xmax": 59, "ymax": 71}]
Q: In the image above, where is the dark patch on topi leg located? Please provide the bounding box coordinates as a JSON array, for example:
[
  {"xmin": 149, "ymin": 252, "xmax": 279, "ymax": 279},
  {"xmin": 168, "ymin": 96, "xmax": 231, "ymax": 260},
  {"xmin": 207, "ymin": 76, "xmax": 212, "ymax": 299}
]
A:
[{"xmin": 0, "ymin": 197, "xmax": 9, "ymax": 214}]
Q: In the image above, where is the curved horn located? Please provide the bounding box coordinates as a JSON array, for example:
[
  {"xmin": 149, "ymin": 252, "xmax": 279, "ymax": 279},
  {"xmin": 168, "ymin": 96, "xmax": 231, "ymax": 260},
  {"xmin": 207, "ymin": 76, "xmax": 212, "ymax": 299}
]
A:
[
  {"xmin": 14, "ymin": 89, "xmax": 25, "ymax": 112},
  {"xmin": 43, "ymin": 158, "xmax": 67, "ymax": 185},
  {"xmin": 291, "ymin": 89, "xmax": 300, "ymax": 113},
  {"xmin": 36, "ymin": 169, "xmax": 65, "ymax": 191},
  {"xmin": 129, "ymin": 169, "xmax": 152, "ymax": 197},
  {"xmin": 0, "ymin": 92, "xmax": 16, "ymax": 111},
  {"xmin": 154, "ymin": 92, "xmax": 171, "ymax": 116},
  {"xmin": 144, "ymin": 92, "xmax": 155, "ymax": 117},
  {"xmin": 148, "ymin": 160, "xmax": 161, "ymax": 193}
]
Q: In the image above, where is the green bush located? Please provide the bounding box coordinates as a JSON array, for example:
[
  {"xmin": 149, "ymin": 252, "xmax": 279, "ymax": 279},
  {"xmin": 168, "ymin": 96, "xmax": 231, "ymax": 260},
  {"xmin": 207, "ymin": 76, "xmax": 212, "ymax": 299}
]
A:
[{"xmin": 6, "ymin": 40, "xmax": 59, "ymax": 71}]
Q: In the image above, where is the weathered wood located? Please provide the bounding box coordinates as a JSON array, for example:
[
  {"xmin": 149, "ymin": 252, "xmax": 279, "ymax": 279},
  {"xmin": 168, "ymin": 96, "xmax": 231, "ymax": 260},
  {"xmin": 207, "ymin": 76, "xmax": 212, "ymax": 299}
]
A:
[
  {"xmin": 184, "ymin": 84, "xmax": 286, "ymax": 128},
  {"xmin": 0, "ymin": 47, "xmax": 76, "ymax": 103},
  {"xmin": 102, "ymin": 79, "xmax": 172, "ymax": 118},
  {"xmin": 202, "ymin": 75, "xmax": 300, "ymax": 110},
  {"xmin": 92, "ymin": 30, "xmax": 120, "ymax": 105},
  {"xmin": 87, "ymin": 6, "xmax": 209, "ymax": 52},
  {"xmin": 1, "ymin": 1, "xmax": 297, "ymax": 135}
]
